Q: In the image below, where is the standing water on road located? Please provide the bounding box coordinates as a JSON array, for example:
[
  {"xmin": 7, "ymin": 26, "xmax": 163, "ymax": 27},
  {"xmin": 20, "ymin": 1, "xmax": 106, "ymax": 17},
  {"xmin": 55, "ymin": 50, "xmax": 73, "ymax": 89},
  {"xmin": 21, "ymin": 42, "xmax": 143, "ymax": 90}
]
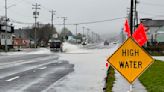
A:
[{"xmin": 43, "ymin": 43, "xmax": 117, "ymax": 92}]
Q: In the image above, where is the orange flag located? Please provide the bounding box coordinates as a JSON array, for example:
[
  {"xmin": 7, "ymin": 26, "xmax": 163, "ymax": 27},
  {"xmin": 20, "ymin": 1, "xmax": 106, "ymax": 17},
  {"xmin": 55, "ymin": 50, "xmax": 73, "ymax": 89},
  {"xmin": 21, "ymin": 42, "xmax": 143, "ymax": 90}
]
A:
[
  {"xmin": 124, "ymin": 19, "xmax": 131, "ymax": 37},
  {"xmin": 132, "ymin": 23, "xmax": 148, "ymax": 46}
]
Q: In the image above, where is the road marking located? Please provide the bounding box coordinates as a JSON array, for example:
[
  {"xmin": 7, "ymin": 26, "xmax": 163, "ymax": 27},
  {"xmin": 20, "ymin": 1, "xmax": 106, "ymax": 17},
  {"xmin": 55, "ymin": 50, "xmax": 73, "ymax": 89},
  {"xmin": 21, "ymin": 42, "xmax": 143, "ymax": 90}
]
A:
[
  {"xmin": 6, "ymin": 76, "xmax": 20, "ymax": 82},
  {"xmin": 38, "ymin": 67, "xmax": 47, "ymax": 70}
]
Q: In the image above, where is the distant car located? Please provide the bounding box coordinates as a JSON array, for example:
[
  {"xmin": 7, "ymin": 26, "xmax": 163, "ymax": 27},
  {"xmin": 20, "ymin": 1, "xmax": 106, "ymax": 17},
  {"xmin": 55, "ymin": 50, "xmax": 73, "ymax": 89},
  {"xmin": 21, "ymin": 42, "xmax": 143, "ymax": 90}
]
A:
[
  {"xmin": 49, "ymin": 39, "xmax": 63, "ymax": 52},
  {"xmin": 104, "ymin": 41, "xmax": 109, "ymax": 45},
  {"xmin": 113, "ymin": 42, "xmax": 117, "ymax": 44}
]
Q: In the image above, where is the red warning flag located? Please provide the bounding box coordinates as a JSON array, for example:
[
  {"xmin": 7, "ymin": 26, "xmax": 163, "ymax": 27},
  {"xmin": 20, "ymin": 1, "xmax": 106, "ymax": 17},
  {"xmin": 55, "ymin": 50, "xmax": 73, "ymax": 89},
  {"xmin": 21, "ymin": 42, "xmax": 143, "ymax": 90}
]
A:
[
  {"xmin": 132, "ymin": 23, "xmax": 148, "ymax": 46},
  {"xmin": 124, "ymin": 19, "xmax": 131, "ymax": 37}
]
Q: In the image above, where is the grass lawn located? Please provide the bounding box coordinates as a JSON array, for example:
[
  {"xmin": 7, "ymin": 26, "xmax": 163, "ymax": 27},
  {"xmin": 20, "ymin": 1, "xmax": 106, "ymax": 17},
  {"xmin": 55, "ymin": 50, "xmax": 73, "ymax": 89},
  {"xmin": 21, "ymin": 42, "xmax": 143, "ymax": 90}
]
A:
[
  {"xmin": 139, "ymin": 60, "xmax": 164, "ymax": 92},
  {"xmin": 105, "ymin": 66, "xmax": 115, "ymax": 92}
]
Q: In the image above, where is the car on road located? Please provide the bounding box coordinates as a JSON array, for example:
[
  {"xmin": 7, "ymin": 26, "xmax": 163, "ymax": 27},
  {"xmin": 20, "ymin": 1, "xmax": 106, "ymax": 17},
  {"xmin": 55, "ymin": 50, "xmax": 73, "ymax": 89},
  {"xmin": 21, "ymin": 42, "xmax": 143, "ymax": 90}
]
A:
[
  {"xmin": 49, "ymin": 39, "xmax": 63, "ymax": 52},
  {"xmin": 104, "ymin": 41, "xmax": 109, "ymax": 45}
]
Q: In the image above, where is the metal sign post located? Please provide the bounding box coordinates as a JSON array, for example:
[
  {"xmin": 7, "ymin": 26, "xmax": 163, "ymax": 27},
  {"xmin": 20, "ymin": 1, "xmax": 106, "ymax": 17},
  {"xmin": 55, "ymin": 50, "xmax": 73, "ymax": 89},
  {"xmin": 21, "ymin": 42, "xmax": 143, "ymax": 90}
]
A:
[{"xmin": 129, "ymin": 84, "xmax": 133, "ymax": 92}]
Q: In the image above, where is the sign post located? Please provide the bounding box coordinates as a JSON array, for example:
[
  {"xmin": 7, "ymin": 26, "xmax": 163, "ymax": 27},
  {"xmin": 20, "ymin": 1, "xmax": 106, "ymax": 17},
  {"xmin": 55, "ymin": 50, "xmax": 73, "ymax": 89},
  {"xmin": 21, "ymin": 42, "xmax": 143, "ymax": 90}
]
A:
[{"xmin": 107, "ymin": 37, "xmax": 154, "ymax": 85}]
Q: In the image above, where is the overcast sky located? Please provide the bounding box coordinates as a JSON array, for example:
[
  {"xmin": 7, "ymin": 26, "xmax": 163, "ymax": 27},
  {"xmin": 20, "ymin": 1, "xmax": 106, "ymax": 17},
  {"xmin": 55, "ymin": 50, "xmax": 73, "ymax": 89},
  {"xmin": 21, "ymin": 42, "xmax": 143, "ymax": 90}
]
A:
[{"xmin": 0, "ymin": 0, "xmax": 164, "ymax": 36}]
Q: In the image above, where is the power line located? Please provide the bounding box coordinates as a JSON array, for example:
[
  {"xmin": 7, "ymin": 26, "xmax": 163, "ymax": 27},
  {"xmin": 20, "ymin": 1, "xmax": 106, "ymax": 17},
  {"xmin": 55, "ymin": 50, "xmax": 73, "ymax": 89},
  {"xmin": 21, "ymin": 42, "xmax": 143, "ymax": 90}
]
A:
[
  {"xmin": 7, "ymin": 17, "xmax": 125, "ymax": 26},
  {"xmin": 66, "ymin": 17, "xmax": 125, "ymax": 25},
  {"xmin": 9, "ymin": 18, "xmax": 33, "ymax": 25}
]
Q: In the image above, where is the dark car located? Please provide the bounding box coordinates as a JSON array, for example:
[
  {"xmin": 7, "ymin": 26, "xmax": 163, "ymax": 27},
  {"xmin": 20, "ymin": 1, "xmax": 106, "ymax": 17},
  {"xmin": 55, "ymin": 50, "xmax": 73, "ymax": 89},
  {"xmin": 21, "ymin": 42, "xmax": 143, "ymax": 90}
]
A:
[
  {"xmin": 104, "ymin": 41, "xmax": 109, "ymax": 45},
  {"xmin": 49, "ymin": 40, "xmax": 63, "ymax": 52}
]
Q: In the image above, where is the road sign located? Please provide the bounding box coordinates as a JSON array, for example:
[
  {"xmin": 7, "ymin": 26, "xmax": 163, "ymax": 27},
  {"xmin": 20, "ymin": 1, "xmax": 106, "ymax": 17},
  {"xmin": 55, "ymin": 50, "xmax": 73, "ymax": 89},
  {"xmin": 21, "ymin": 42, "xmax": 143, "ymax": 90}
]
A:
[{"xmin": 107, "ymin": 37, "xmax": 154, "ymax": 84}]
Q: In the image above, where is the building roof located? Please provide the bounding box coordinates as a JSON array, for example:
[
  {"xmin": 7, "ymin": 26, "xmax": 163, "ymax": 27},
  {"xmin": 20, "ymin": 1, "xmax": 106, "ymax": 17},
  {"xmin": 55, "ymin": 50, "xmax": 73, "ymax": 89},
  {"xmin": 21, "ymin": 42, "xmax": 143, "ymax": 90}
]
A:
[{"xmin": 141, "ymin": 19, "xmax": 164, "ymax": 27}]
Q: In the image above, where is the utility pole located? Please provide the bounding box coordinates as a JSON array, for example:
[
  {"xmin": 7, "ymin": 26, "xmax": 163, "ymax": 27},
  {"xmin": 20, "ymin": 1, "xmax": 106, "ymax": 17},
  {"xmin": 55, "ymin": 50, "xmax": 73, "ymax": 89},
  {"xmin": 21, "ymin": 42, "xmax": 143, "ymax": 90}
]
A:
[
  {"xmin": 63, "ymin": 17, "xmax": 67, "ymax": 39},
  {"xmin": 130, "ymin": 2, "xmax": 135, "ymax": 91},
  {"xmin": 58, "ymin": 17, "xmax": 67, "ymax": 40},
  {"xmin": 130, "ymin": 0, "xmax": 134, "ymax": 35},
  {"xmin": 75, "ymin": 24, "xmax": 78, "ymax": 43},
  {"xmin": 82, "ymin": 27, "xmax": 85, "ymax": 37},
  {"xmin": 130, "ymin": 2, "xmax": 134, "ymax": 90},
  {"xmin": 92, "ymin": 32, "xmax": 94, "ymax": 43},
  {"xmin": 86, "ymin": 28, "xmax": 90, "ymax": 42},
  {"xmin": 87, "ymin": 28, "xmax": 90, "ymax": 39},
  {"xmin": 96, "ymin": 33, "xmax": 98, "ymax": 42},
  {"xmin": 32, "ymin": 3, "xmax": 40, "ymax": 48},
  {"xmin": 4, "ymin": 0, "xmax": 7, "ymax": 52},
  {"xmin": 49, "ymin": 10, "xmax": 56, "ymax": 30},
  {"xmin": 18, "ymin": 28, "xmax": 21, "ymax": 51}
]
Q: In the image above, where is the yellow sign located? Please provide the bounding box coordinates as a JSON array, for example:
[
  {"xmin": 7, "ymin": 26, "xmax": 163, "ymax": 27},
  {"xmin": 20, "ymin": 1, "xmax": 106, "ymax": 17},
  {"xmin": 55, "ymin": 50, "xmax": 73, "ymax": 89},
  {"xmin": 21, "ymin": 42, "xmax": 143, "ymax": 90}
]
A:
[{"xmin": 107, "ymin": 37, "xmax": 154, "ymax": 84}]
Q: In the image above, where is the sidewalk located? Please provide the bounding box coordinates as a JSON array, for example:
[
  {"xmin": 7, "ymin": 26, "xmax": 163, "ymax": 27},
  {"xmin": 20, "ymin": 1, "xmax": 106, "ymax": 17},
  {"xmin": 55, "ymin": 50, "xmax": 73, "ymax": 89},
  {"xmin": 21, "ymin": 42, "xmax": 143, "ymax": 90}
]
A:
[
  {"xmin": 153, "ymin": 56, "xmax": 164, "ymax": 61},
  {"xmin": 112, "ymin": 71, "xmax": 147, "ymax": 92}
]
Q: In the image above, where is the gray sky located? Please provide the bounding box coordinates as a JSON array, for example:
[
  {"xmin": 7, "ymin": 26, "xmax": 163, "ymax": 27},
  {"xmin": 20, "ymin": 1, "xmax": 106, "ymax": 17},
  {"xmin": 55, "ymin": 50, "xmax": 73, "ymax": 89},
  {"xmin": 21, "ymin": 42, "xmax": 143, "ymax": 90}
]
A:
[{"xmin": 0, "ymin": 0, "xmax": 164, "ymax": 35}]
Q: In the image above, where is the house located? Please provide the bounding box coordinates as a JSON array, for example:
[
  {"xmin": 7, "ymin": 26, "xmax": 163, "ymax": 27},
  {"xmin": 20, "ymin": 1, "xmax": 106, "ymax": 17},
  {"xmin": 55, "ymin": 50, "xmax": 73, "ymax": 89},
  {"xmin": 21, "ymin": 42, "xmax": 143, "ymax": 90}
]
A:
[
  {"xmin": 0, "ymin": 24, "xmax": 14, "ymax": 50},
  {"xmin": 141, "ymin": 18, "xmax": 164, "ymax": 51},
  {"xmin": 141, "ymin": 19, "xmax": 164, "ymax": 45},
  {"xmin": 14, "ymin": 28, "xmax": 31, "ymax": 48}
]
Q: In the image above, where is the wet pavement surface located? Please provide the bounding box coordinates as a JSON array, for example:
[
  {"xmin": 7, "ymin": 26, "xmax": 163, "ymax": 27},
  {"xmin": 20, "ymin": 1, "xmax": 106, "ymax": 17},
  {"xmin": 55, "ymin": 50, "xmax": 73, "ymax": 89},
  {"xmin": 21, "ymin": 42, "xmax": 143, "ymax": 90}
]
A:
[
  {"xmin": 0, "ymin": 53, "xmax": 74, "ymax": 92},
  {"xmin": 113, "ymin": 71, "xmax": 147, "ymax": 92}
]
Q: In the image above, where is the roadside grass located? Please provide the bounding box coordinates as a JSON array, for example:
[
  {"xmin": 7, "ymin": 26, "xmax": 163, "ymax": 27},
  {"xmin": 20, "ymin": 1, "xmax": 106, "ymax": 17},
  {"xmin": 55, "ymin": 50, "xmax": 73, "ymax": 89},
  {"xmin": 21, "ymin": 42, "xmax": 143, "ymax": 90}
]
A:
[
  {"xmin": 106, "ymin": 66, "xmax": 115, "ymax": 92},
  {"xmin": 139, "ymin": 60, "xmax": 164, "ymax": 92}
]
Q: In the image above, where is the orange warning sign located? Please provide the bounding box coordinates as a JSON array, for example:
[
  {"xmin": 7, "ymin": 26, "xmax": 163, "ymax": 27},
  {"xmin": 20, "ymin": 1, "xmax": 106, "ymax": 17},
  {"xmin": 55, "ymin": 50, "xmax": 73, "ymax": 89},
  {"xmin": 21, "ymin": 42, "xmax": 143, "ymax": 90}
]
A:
[{"xmin": 107, "ymin": 37, "xmax": 154, "ymax": 84}]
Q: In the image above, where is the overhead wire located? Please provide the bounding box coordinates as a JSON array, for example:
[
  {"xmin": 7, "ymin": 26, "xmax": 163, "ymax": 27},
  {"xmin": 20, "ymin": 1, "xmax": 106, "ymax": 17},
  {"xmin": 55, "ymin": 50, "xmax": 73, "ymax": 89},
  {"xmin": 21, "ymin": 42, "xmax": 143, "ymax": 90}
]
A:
[
  {"xmin": 72, "ymin": 17, "xmax": 125, "ymax": 25},
  {"xmin": 9, "ymin": 17, "xmax": 125, "ymax": 26},
  {"xmin": 1, "ymin": 0, "xmax": 125, "ymax": 28}
]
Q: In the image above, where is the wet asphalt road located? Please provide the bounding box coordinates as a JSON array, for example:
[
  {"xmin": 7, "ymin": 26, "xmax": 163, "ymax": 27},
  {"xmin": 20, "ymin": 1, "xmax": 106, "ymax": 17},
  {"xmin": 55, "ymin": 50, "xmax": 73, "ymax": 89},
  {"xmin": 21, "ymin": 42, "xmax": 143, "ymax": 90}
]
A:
[{"xmin": 0, "ymin": 54, "xmax": 74, "ymax": 92}]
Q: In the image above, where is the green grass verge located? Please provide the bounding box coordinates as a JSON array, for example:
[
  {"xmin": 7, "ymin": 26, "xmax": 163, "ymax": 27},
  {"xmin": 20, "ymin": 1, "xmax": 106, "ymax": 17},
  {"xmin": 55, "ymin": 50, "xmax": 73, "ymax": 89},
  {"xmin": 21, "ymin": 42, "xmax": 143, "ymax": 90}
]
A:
[
  {"xmin": 139, "ymin": 60, "xmax": 164, "ymax": 92},
  {"xmin": 106, "ymin": 66, "xmax": 115, "ymax": 92}
]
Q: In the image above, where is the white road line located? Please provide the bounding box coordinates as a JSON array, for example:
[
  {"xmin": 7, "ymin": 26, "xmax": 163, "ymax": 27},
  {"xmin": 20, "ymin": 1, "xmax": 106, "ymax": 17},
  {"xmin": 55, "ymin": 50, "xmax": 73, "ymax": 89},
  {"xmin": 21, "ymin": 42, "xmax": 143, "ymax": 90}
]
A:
[
  {"xmin": 0, "ymin": 60, "xmax": 25, "ymax": 66},
  {"xmin": 38, "ymin": 67, "xmax": 47, "ymax": 70},
  {"xmin": 6, "ymin": 76, "xmax": 20, "ymax": 82}
]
